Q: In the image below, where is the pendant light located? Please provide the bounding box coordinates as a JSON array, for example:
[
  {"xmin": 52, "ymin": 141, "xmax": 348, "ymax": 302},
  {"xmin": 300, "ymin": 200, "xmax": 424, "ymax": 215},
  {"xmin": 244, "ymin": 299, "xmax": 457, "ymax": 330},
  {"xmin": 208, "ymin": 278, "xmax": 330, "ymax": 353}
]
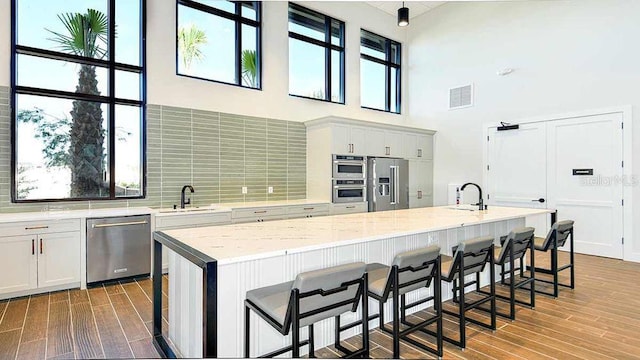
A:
[{"xmin": 397, "ymin": 2, "xmax": 409, "ymax": 27}]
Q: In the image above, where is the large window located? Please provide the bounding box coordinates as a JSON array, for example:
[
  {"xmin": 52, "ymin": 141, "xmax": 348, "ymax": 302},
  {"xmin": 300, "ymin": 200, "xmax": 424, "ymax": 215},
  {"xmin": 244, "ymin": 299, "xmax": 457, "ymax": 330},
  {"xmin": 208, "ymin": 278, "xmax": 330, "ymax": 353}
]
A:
[
  {"xmin": 360, "ymin": 30, "xmax": 401, "ymax": 114},
  {"xmin": 177, "ymin": 1, "xmax": 261, "ymax": 89},
  {"xmin": 11, "ymin": 0, "xmax": 146, "ymax": 201},
  {"xmin": 288, "ymin": 3, "xmax": 344, "ymax": 103}
]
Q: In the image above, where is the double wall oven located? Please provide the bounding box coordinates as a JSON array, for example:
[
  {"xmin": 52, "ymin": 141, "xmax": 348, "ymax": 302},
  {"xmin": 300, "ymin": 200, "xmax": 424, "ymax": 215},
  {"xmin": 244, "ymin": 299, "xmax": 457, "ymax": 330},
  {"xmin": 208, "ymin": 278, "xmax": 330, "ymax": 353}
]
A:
[{"xmin": 332, "ymin": 155, "xmax": 367, "ymax": 203}]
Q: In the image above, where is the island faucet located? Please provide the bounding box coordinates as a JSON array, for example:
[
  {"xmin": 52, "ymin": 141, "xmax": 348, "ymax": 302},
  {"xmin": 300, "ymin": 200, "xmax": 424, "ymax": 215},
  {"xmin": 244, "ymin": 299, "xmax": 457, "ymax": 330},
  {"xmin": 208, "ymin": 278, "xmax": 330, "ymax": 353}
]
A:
[
  {"xmin": 461, "ymin": 182, "xmax": 484, "ymax": 211},
  {"xmin": 180, "ymin": 185, "xmax": 194, "ymax": 209}
]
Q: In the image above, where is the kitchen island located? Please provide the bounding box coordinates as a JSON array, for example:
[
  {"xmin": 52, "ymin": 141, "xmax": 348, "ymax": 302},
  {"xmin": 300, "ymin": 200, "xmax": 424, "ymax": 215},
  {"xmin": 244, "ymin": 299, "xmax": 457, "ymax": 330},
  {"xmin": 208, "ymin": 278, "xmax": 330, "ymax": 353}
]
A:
[{"xmin": 152, "ymin": 205, "xmax": 553, "ymax": 358}]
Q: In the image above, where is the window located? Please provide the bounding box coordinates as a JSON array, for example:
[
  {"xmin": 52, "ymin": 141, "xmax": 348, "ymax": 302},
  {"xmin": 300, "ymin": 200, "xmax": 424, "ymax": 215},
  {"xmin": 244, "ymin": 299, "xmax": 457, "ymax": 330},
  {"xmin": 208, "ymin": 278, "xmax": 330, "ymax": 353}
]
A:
[
  {"xmin": 177, "ymin": 1, "xmax": 261, "ymax": 89},
  {"xmin": 360, "ymin": 30, "xmax": 401, "ymax": 114},
  {"xmin": 288, "ymin": 3, "xmax": 344, "ymax": 103},
  {"xmin": 11, "ymin": 0, "xmax": 146, "ymax": 201}
]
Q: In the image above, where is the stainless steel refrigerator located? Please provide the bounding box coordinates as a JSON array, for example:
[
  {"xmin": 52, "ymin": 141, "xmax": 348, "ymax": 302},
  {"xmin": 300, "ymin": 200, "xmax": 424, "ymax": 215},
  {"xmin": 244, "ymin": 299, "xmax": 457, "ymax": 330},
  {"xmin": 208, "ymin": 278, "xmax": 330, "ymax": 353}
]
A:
[{"xmin": 367, "ymin": 157, "xmax": 409, "ymax": 212}]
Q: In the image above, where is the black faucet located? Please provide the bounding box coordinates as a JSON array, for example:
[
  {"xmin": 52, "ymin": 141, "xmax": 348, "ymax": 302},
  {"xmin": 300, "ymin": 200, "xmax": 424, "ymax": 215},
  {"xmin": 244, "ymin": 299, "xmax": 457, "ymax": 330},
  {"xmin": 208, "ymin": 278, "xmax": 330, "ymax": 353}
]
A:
[
  {"xmin": 180, "ymin": 185, "xmax": 194, "ymax": 209},
  {"xmin": 461, "ymin": 182, "xmax": 484, "ymax": 211}
]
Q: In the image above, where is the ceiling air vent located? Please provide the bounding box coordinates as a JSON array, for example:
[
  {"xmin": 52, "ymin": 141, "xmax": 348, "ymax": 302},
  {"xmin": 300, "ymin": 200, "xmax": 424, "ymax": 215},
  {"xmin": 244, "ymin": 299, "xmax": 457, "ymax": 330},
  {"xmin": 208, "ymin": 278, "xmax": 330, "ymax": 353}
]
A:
[{"xmin": 449, "ymin": 84, "xmax": 473, "ymax": 110}]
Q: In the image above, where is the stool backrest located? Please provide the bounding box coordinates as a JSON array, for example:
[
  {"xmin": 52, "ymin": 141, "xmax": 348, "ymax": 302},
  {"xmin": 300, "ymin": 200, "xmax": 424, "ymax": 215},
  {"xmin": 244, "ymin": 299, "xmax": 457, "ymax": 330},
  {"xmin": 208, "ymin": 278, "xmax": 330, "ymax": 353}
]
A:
[
  {"xmin": 448, "ymin": 236, "xmax": 494, "ymax": 280},
  {"xmin": 496, "ymin": 227, "xmax": 535, "ymax": 265},
  {"xmin": 389, "ymin": 245, "xmax": 441, "ymax": 297},
  {"xmin": 290, "ymin": 262, "xmax": 366, "ymax": 327},
  {"xmin": 541, "ymin": 220, "xmax": 574, "ymax": 250}
]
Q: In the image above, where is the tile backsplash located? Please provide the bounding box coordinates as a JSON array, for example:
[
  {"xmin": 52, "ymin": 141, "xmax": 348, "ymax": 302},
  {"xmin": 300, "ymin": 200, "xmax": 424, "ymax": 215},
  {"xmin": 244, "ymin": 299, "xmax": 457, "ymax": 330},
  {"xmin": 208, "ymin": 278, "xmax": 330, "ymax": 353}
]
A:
[{"xmin": 0, "ymin": 86, "xmax": 306, "ymax": 212}]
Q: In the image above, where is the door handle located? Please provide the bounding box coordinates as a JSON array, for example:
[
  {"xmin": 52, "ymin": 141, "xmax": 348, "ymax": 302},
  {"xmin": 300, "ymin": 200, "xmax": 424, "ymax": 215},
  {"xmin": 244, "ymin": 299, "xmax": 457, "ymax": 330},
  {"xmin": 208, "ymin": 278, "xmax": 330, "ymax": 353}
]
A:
[
  {"xmin": 40, "ymin": 238, "xmax": 43, "ymax": 254},
  {"xmin": 532, "ymin": 198, "xmax": 546, "ymax": 203},
  {"xmin": 32, "ymin": 239, "xmax": 34, "ymax": 255}
]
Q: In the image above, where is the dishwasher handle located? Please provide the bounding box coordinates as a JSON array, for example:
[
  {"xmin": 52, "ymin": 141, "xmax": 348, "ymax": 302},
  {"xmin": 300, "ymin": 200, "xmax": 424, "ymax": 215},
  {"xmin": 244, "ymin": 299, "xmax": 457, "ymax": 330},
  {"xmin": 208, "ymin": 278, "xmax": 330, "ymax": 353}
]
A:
[{"xmin": 91, "ymin": 220, "xmax": 149, "ymax": 229}]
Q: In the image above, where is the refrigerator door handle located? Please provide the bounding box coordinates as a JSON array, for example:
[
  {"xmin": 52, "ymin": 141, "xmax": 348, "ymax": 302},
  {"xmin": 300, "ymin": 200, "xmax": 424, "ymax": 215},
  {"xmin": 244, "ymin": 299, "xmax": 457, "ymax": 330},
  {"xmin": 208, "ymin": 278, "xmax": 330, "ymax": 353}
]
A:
[{"xmin": 390, "ymin": 165, "xmax": 397, "ymax": 205}]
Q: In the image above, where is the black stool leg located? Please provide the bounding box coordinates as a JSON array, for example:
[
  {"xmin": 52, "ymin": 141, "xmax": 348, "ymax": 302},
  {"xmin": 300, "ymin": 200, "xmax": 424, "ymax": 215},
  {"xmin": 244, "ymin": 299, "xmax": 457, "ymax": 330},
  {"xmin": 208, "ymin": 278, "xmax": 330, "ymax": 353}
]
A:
[
  {"xmin": 552, "ymin": 247, "xmax": 559, "ymax": 298},
  {"xmin": 244, "ymin": 305, "xmax": 250, "ymax": 358},
  {"xmin": 459, "ymin": 279, "xmax": 466, "ymax": 349},
  {"xmin": 570, "ymin": 230, "xmax": 575, "ymax": 289},
  {"xmin": 292, "ymin": 290, "xmax": 300, "ymax": 358},
  {"xmin": 308, "ymin": 324, "xmax": 315, "ymax": 358},
  {"xmin": 509, "ymin": 250, "xmax": 516, "ymax": 320},
  {"xmin": 334, "ymin": 315, "xmax": 341, "ymax": 348},
  {"xmin": 392, "ymin": 268, "xmax": 400, "ymax": 358}
]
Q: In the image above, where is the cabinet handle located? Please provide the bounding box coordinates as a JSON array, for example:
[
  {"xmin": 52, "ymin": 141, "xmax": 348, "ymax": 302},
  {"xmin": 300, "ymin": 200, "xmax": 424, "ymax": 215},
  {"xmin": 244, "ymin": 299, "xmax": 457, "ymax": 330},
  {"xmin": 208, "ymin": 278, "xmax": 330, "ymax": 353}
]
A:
[
  {"xmin": 303, "ymin": 207, "xmax": 314, "ymax": 211},
  {"xmin": 40, "ymin": 238, "xmax": 43, "ymax": 254},
  {"xmin": 418, "ymin": 190, "xmax": 423, "ymax": 199},
  {"xmin": 346, "ymin": 206, "xmax": 356, "ymax": 209},
  {"xmin": 25, "ymin": 225, "xmax": 48, "ymax": 230},
  {"xmin": 417, "ymin": 149, "xmax": 422, "ymax": 158},
  {"xmin": 92, "ymin": 220, "xmax": 148, "ymax": 228},
  {"xmin": 385, "ymin": 146, "xmax": 390, "ymax": 156},
  {"xmin": 254, "ymin": 210, "xmax": 267, "ymax": 214},
  {"xmin": 31, "ymin": 239, "xmax": 34, "ymax": 255}
]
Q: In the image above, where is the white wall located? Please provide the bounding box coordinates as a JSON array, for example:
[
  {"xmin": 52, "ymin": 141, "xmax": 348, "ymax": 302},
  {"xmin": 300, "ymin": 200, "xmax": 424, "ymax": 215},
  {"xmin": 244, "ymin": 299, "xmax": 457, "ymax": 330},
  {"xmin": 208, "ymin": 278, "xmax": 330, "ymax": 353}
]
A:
[
  {"xmin": 147, "ymin": 1, "xmax": 408, "ymax": 123},
  {"xmin": 407, "ymin": 0, "xmax": 640, "ymax": 251}
]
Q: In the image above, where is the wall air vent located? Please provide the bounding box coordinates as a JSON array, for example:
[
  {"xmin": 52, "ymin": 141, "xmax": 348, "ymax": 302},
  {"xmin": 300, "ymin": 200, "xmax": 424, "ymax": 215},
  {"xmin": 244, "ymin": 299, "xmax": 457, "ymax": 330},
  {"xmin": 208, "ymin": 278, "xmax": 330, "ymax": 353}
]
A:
[{"xmin": 449, "ymin": 84, "xmax": 473, "ymax": 110}]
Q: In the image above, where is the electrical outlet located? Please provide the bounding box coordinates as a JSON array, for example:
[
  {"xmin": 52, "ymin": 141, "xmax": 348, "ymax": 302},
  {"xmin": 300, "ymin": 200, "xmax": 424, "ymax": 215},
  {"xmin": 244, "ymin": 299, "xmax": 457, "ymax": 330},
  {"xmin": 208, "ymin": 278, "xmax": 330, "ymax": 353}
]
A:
[
  {"xmin": 242, "ymin": 186, "xmax": 248, "ymax": 194},
  {"xmin": 268, "ymin": 186, "xmax": 274, "ymax": 194}
]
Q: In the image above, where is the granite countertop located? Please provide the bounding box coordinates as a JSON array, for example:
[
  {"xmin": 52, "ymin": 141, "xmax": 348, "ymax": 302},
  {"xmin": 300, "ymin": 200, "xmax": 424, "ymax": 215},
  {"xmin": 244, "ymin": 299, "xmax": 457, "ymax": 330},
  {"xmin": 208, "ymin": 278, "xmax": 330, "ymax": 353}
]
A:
[{"xmin": 161, "ymin": 205, "xmax": 553, "ymax": 265}]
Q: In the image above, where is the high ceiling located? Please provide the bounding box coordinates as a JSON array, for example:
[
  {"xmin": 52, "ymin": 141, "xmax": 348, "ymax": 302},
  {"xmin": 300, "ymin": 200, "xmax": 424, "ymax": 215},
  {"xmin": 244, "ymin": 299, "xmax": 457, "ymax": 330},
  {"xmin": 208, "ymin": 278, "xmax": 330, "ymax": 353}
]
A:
[{"xmin": 366, "ymin": 1, "xmax": 446, "ymax": 19}]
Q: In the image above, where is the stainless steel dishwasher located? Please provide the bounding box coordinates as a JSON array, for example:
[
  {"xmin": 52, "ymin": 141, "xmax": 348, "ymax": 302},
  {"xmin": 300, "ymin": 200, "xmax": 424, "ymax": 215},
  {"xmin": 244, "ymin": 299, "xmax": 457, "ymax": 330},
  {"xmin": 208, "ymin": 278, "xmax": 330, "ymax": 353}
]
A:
[{"xmin": 86, "ymin": 215, "xmax": 151, "ymax": 284}]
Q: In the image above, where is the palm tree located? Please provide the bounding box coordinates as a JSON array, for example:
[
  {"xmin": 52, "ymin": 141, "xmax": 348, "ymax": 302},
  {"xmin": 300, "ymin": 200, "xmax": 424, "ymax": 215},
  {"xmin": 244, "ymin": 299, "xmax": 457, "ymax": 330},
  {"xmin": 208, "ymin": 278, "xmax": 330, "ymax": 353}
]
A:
[
  {"xmin": 178, "ymin": 24, "xmax": 207, "ymax": 70},
  {"xmin": 241, "ymin": 49, "xmax": 258, "ymax": 88},
  {"xmin": 47, "ymin": 9, "xmax": 108, "ymax": 198}
]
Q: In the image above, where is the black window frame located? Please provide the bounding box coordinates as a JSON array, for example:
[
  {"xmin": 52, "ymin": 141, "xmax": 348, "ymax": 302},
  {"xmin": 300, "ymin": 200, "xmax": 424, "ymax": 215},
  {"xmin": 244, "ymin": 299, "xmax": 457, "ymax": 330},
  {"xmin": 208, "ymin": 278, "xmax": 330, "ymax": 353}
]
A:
[
  {"xmin": 360, "ymin": 29, "xmax": 401, "ymax": 114},
  {"xmin": 288, "ymin": 2, "xmax": 345, "ymax": 104},
  {"xmin": 10, "ymin": 0, "xmax": 147, "ymax": 203},
  {"xmin": 176, "ymin": 0, "xmax": 262, "ymax": 90}
]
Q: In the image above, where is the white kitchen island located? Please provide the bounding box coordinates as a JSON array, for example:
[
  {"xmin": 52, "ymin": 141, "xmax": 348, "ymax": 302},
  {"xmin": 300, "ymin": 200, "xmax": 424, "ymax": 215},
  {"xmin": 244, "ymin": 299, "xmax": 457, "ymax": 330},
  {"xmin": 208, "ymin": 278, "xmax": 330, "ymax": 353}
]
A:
[{"xmin": 151, "ymin": 205, "xmax": 553, "ymax": 358}]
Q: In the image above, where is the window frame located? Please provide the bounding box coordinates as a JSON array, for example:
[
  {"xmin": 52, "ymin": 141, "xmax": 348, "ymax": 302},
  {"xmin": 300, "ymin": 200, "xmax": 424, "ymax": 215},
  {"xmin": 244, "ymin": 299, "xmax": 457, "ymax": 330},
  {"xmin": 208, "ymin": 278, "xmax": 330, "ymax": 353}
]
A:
[
  {"xmin": 288, "ymin": 2, "xmax": 345, "ymax": 104},
  {"xmin": 10, "ymin": 0, "xmax": 147, "ymax": 203},
  {"xmin": 176, "ymin": 0, "xmax": 262, "ymax": 90},
  {"xmin": 360, "ymin": 29, "xmax": 401, "ymax": 114}
]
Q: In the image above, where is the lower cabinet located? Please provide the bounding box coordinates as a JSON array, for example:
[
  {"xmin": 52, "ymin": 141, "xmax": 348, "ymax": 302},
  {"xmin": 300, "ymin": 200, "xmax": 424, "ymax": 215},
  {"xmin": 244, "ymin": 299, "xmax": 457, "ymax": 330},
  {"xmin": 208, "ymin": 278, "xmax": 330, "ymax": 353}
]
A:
[
  {"xmin": 408, "ymin": 160, "xmax": 434, "ymax": 209},
  {"xmin": 0, "ymin": 229, "xmax": 80, "ymax": 296},
  {"xmin": 330, "ymin": 202, "xmax": 368, "ymax": 215}
]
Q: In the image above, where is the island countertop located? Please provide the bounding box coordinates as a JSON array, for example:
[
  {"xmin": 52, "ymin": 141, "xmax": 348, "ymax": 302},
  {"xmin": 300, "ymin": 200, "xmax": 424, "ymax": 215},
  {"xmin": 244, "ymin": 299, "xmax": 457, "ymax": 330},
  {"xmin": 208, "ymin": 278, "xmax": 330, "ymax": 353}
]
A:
[{"xmin": 160, "ymin": 205, "xmax": 552, "ymax": 265}]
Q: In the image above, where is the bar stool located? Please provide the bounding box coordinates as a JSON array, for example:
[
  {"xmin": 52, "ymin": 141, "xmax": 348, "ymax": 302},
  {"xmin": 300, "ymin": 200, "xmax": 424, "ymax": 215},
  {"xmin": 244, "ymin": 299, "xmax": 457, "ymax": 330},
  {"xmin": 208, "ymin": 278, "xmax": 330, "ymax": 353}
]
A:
[
  {"xmin": 477, "ymin": 227, "xmax": 536, "ymax": 320},
  {"xmin": 435, "ymin": 236, "xmax": 496, "ymax": 350},
  {"xmin": 244, "ymin": 262, "xmax": 369, "ymax": 358},
  {"xmin": 358, "ymin": 245, "xmax": 443, "ymax": 358},
  {"xmin": 527, "ymin": 220, "xmax": 575, "ymax": 297}
]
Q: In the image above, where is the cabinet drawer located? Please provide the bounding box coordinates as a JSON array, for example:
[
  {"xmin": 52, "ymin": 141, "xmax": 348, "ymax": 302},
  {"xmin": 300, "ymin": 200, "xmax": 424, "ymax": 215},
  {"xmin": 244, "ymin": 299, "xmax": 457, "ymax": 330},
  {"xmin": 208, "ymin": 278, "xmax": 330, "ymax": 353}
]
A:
[
  {"xmin": 0, "ymin": 219, "xmax": 81, "ymax": 238},
  {"xmin": 286, "ymin": 204, "xmax": 330, "ymax": 217},
  {"xmin": 155, "ymin": 212, "xmax": 232, "ymax": 230},
  {"xmin": 232, "ymin": 215, "xmax": 286, "ymax": 224},
  {"xmin": 232, "ymin": 207, "xmax": 286, "ymax": 220},
  {"xmin": 330, "ymin": 202, "xmax": 368, "ymax": 215}
]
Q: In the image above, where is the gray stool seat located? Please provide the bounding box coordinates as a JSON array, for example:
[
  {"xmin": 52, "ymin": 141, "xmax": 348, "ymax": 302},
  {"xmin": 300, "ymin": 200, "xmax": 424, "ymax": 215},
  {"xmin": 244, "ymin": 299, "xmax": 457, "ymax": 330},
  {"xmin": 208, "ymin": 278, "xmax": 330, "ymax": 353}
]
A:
[
  {"xmin": 366, "ymin": 263, "xmax": 390, "ymax": 297},
  {"xmin": 244, "ymin": 262, "xmax": 370, "ymax": 358},
  {"xmin": 246, "ymin": 281, "xmax": 293, "ymax": 326},
  {"xmin": 359, "ymin": 245, "xmax": 443, "ymax": 358}
]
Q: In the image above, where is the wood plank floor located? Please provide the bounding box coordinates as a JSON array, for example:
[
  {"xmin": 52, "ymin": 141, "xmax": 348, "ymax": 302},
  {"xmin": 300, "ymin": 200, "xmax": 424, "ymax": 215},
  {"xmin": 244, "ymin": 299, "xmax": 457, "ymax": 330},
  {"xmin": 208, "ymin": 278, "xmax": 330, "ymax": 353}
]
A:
[{"xmin": 0, "ymin": 252, "xmax": 638, "ymax": 359}]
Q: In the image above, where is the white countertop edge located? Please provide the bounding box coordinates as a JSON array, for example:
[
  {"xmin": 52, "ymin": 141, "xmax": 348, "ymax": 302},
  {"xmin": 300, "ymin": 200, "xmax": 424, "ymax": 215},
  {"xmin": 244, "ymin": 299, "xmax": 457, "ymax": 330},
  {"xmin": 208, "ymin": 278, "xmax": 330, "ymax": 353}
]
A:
[{"xmin": 216, "ymin": 208, "xmax": 554, "ymax": 266}]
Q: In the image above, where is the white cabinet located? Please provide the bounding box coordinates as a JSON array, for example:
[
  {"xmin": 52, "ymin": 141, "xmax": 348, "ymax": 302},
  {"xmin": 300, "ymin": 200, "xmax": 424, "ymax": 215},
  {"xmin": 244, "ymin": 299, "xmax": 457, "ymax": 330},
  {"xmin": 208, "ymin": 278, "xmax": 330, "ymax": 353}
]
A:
[
  {"xmin": 286, "ymin": 204, "xmax": 330, "ymax": 219},
  {"xmin": 332, "ymin": 124, "xmax": 367, "ymax": 155},
  {"xmin": 0, "ymin": 235, "xmax": 38, "ymax": 294},
  {"xmin": 232, "ymin": 206, "xmax": 287, "ymax": 224},
  {"xmin": 330, "ymin": 202, "xmax": 368, "ymax": 215},
  {"xmin": 409, "ymin": 160, "xmax": 434, "ymax": 208},
  {"xmin": 37, "ymin": 232, "xmax": 81, "ymax": 288},
  {"xmin": 155, "ymin": 212, "xmax": 232, "ymax": 230},
  {"xmin": 385, "ymin": 131, "xmax": 404, "ymax": 157},
  {"xmin": 365, "ymin": 128, "xmax": 386, "ymax": 156},
  {"xmin": 0, "ymin": 220, "xmax": 81, "ymax": 297},
  {"xmin": 403, "ymin": 134, "xmax": 434, "ymax": 160}
]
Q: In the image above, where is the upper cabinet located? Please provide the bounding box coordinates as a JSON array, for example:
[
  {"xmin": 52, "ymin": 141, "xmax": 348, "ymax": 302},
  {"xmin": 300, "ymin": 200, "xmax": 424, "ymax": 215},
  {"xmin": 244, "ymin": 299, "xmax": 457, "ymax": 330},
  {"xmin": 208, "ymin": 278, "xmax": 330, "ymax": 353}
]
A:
[
  {"xmin": 403, "ymin": 133, "xmax": 434, "ymax": 160},
  {"xmin": 331, "ymin": 124, "xmax": 367, "ymax": 155}
]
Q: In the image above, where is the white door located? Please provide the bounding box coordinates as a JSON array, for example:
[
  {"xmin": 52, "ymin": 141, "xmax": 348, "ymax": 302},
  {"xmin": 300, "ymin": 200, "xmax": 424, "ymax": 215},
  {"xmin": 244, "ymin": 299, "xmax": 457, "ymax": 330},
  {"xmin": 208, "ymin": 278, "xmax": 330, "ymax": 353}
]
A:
[
  {"xmin": 486, "ymin": 122, "xmax": 549, "ymax": 236},
  {"xmin": 546, "ymin": 114, "xmax": 624, "ymax": 258},
  {"xmin": 0, "ymin": 235, "xmax": 38, "ymax": 294},
  {"xmin": 37, "ymin": 232, "xmax": 81, "ymax": 287}
]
